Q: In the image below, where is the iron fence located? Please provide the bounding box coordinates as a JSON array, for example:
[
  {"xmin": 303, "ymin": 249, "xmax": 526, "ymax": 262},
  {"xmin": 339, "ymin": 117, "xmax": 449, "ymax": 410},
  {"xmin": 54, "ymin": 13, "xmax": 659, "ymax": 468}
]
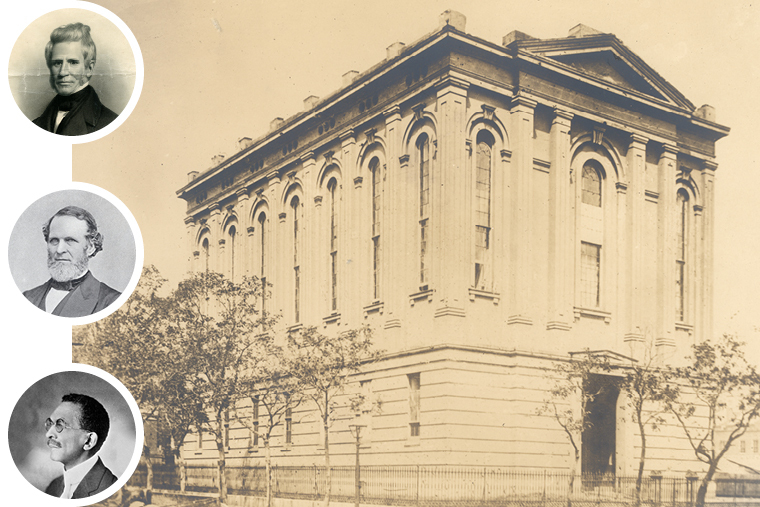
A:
[{"xmin": 127, "ymin": 464, "xmax": 760, "ymax": 506}]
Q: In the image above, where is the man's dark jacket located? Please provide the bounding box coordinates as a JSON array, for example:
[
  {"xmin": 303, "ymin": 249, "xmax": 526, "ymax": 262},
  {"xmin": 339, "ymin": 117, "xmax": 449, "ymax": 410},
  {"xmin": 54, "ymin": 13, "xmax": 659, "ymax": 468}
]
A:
[
  {"xmin": 23, "ymin": 271, "xmax": 121, "ymax": 317},
  {"xmin": 45, "ymin": 457, "xmax": 118, "ymax": 499},
  {"xmin": 33, "ymin": 86, "xmax": 118, "ymax": 136}
]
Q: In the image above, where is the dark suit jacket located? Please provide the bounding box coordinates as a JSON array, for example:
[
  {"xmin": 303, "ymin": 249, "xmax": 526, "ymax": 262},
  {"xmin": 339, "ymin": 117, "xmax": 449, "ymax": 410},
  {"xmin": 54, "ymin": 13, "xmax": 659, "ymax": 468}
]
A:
[
  {"xmin": 45, "ymin": 457, "xmax": 118, "ymax": 499},
  {"xmin": 23, "ymin": 271, "xmax": 121, "ymax": 317},
  {"xmin": 33, "ymin": 87, "xmax": 118, "ymax": 136}
]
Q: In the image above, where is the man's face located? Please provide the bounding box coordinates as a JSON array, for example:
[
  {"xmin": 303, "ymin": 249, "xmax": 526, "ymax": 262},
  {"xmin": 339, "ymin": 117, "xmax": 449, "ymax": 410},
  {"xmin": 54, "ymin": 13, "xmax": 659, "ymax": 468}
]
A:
[
  {"xmin": 45, "ymin": 402, "xmax": 91, "ymax": 469},
  {"xmin": 47, "ymin": 215, "xmax": 94, "ymax": 282},
  {"xmin": 49, "ymin": 41, "xmax": 93, "ymax": 96}
]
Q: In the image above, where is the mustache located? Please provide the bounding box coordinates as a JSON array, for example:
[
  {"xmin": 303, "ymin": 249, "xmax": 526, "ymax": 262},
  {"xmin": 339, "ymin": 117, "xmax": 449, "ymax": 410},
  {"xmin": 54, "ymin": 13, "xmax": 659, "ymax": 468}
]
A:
[{"xmin": 47, "ymin": 438, "xmax": 61, "ymax": 448}]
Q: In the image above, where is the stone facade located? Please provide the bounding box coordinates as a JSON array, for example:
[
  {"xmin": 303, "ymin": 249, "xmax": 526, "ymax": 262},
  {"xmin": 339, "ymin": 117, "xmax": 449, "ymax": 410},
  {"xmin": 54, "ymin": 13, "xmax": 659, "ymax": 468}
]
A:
[{"xmin": 176, "ymin": 13, "xmax": 729, "ymax": 475}]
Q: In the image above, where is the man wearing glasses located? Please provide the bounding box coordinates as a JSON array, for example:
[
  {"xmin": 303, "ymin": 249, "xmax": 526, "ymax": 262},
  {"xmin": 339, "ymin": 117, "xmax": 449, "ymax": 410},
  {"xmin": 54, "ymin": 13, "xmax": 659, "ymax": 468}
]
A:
[{"xmin": 43, "ymin": 393, "xmax": 117, "ymax": 499}]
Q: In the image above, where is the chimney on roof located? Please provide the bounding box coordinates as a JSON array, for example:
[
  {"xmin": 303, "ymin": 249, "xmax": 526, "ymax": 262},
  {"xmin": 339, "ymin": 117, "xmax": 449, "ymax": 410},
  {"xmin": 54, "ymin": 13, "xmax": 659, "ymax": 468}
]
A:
[
  {"xmin": 212, "ymin": 154, "xmax": 225, "ymax": 167},
  {"xmin": 502, "ymin": 30, "xmax": 536, "ymax": 47},
  {"xmin": 188, "ymin": 170, "xmax": 199, "ymax": 182},
  {"xmin": 342, "ymin": 70, "xmax": 359, "ymax": 86},
  {"xmin": 438, "ymin": 10, "xmax": 466, "ymax": 32},
  {"xmin": 694, "ymin": 104, "xmax": 716, "ymax": 122},
  {"xmin": 269, "ymin": 117, "xmax": 284, "ymax": 132},
  {"xmin": 568, "ymin": 24, "xmax": 603, "ymax": 37},
  {"xmin": 386, "ymin": 41, "xmax": 406, "ymax": 60},
  {"xmin": 303, "ymin": 95, "xmax": 320, "ymax": 110},
  {"xmin": 238, "ymin": 137, "xmax": 253, "ymax": 151}
]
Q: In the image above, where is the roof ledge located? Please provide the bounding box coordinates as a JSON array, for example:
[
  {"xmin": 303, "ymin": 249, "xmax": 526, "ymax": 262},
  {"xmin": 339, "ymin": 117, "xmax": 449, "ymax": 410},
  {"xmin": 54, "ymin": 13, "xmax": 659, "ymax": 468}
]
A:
[
  {"xmin": 438, "ymin": 10, "xmax": 466, "ymax": 32},
  {"xmin": 502, "ymin": 30, "xmax": 537, "ymax": 47}
]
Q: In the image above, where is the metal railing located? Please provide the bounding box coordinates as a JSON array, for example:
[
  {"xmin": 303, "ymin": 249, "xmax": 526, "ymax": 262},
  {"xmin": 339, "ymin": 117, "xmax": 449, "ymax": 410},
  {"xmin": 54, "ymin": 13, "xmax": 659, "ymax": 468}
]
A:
[{"xmin": 127, "ymin": 464, "xmax": 760, "ymax": 506}]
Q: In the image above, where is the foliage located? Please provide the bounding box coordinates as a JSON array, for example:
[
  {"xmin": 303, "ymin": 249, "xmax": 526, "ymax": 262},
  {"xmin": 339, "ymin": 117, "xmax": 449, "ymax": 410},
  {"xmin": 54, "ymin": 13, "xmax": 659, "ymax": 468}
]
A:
[{"xmin": 665, "ymin": 334, "xmax": 760, "ymax": 507}]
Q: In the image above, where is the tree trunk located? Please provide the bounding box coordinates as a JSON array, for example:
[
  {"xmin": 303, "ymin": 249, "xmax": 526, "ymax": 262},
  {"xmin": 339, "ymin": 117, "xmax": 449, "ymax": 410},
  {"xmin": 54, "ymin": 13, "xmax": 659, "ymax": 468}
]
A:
[
  {"xmin": 216, "ymin": 434, "xmax": 228, "ymax": 505},
  {"xmin": 635, "ymin": 421, "xmax": 646, "ymax": 507},
  {"xmin": 696, "ymin": 462, "xmax": 719, "ymax": 507},
  {"xmin": 567, "ymin": 446, "xmax": 580, "ymax": 507},
  {"xmin": 265, "ymin": 439, "xmax": 272, "ymax": 507},
  {"xmin": 324, "ymin": 416, "xmax": 331, "ymax": 507},
  {"xmin": 144, "ymin": 445, "xmax": 154, "ymax": 500}
]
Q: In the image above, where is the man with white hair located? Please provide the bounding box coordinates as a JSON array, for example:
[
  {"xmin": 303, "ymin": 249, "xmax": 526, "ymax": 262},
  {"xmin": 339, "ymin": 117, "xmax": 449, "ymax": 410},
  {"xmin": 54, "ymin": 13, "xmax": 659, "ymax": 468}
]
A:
[{"xmin": 33, "ymin": 22, "xmax": 118, "ymax": 135}]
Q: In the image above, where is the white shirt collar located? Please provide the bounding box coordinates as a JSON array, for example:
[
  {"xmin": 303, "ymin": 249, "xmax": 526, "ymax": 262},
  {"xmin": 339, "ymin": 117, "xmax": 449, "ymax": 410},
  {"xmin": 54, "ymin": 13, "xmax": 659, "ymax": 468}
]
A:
[{"xmin": 62, "ymin": 453, "xmax": 99, "ymax": 493}]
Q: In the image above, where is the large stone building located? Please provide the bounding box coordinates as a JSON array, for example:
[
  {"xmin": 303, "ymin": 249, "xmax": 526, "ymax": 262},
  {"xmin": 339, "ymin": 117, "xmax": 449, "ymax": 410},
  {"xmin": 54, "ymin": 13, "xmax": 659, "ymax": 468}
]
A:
[{"xmin": 176, "ymin": 12, "xmax": 729, "ymax": 476}]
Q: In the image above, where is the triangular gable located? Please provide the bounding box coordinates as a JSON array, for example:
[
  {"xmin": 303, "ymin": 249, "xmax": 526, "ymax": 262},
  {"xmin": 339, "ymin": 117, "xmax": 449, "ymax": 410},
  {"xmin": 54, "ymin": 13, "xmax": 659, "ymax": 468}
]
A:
[
  {"xmin": 568, "ymin": 349, "xmax": 637, "ymax": 364},
  {"xmin": 514, "ymin": 34, "xmax": 695, "ymax": 111}
]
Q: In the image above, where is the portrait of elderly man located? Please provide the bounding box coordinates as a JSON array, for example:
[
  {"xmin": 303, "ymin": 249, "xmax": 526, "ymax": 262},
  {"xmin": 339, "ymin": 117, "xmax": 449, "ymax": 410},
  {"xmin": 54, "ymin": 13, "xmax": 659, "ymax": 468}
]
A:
[
  {"xmin": 44, "ymin": 393, "xmax": 118, "ymax": 499},
  {"xmin": 23, "ymin": 205, "xmax": 121, "ymax": 317},
  {"xmin": 33, "ymin": 22, "xmax": 118, "ymax": 135}
]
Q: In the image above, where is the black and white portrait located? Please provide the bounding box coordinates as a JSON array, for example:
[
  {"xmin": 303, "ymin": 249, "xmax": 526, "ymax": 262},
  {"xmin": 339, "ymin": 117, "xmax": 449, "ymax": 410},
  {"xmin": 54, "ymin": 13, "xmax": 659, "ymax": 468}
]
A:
[
  {"xmin": 7, "ymin": 369, "xmax": 140, "ymax": 501},
  {"xmin": 8, "ymin": 7, "xmax": 137, "ymax": 138},
  {"xmin": 8, "ymin": 187, "xmax": 138, "ymax": 320}
]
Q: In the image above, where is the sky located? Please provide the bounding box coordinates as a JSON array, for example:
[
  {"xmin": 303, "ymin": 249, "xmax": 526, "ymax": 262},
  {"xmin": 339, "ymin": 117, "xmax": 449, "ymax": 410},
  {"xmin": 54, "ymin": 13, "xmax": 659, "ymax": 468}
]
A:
[{"xmin": 0, "ymin": 1, "xmax": 758, "ymax": 503}]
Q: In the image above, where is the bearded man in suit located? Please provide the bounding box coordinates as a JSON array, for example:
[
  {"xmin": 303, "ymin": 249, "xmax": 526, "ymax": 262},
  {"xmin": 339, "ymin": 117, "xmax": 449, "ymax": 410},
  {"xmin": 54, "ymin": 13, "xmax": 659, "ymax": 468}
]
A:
[
  {"xmin": 23, "ymin": 206, "xmax": 121, "ymax": 317},
  {"xmin": 44, "ymin": 393, "xmax": 118, "ymax": 499},
  {"xmin": 33, "ymin": 22, "xmax": 118, "ymax": 136}
]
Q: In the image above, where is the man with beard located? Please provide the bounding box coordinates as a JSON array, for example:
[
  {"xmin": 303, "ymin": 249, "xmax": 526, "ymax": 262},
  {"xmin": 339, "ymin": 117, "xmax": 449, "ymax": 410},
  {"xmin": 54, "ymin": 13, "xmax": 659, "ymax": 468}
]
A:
[
  {"xmin": 23, "ymin": 206, "xmax": 121, "ymax": 317},
  {"xmin": 33, "ymin": 22, "xmax": 118, "ymax": 136},
  {"xmin": 44, "ymin": 393, "xmax": 118, "ymax": 499}
]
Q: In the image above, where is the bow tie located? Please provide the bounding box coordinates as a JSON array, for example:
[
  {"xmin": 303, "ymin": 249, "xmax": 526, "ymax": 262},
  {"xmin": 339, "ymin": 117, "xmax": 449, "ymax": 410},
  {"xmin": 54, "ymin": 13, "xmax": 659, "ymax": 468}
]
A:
[
  {"xmin": 58, "ymin": 101, "xmax": 75, "ymax": 112},
  {"xmin": 50, "ymin": 272, "xmax": 88, "ymax": 291}
]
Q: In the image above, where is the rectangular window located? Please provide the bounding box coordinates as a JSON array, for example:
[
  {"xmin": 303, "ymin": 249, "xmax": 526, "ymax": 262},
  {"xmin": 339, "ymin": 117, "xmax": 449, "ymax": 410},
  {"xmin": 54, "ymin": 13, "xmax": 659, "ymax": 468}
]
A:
[
  {"xmin": 580, "ymin": 242, "xmax": 601, "ymax": 308},
  {"xmin": 260, "ymin": 215, "xmax": 267, "ymax": 313},
  {"xmin": 741, "ymin": 440, "xmax": 746, "ymax": 453},
  {"xmin": 285, "ymin": 407, "xmax": 293, "ymax": 447},
  {"xmin": 753, "ymin": 440, "xmax": 758, "ymax": 453},
  {"xmin": 196, "ymin": 427, "xmax": 203, "ymax": 451},
  {"xmin": 408, "ymin": 373, "xmax": 420, "ymax": 437},
  {"xmin": 372, "ymin": 237, "xmax": 381, "ymax": 300},
  {"xmin": 420, "ymin": 220, "xmax": 428, "ymax": 286},
  {"xmin": 294, "ymin": 267, "xmax": 300, "ymax": 322},
  {"xmin": 474, "ymin": 225, "xmax": 490, "ymax": 289},
  {"xmin": 372, "ymin": 162, "xmax": 382, "ymax": 300},
  {"xmin": 223, "ymin": 409, "xmax": 230, "ymax": 449}
]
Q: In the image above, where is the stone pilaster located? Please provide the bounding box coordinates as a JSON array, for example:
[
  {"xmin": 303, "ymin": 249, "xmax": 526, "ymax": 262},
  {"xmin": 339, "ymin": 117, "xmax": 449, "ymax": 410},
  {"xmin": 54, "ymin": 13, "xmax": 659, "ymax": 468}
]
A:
[
  {"xmin": 624, "ymin": 134, "xmax": 648, "ymax": 349},
  {"xmin": 208, "ymin": 202, "xmax": 221, "ymax": 273},
  {"xmin": 184, "ymin": 216, "xmax": 196, "ymax": 273},
  {"xmin": 656, "ymin": 144, "xmax": 678, "ymax": 355},
  {"xmin": 383, "ymin": 107, "xmax": 402, "ymax": 331},
  {"xmin": 341, "ymin": 130, "xmax": 358, "ymax": 325},
  {"xmin": 236, "ymin": 187, "xmax": 251, "ymax": 277},
  {"xmin": 698, "ymin": 160, "xmax": 717, "ymax": 344},
  {"xmin": 508, "ymin": 95, "xmax": 537, "ymax": 326},
  {"xmin": 433, "ymin": 78, "xmax": 469, "ymax": 320},
  {"xmin": 547, "ymin": 108, "xmax": 574, "ymax": 331}
]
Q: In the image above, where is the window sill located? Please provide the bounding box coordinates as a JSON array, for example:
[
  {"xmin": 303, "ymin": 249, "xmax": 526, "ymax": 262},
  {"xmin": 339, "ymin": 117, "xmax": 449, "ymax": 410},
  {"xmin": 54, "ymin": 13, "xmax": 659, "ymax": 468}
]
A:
[
  {"xmin": 405, "ymin": 437, "xmax": 421, "ymax": 448},
  {"xmin": 468, "ymin": 288, "xmax": 500, "ymax": 304},
  {"xmin": 409, "ymin": 288, "xmax": 434, "ymax": 306},
  {"xmin": 323, "ymin": 312, "xmax": 341, "ymax": 326},
  {"xmin": 675, "ymin": 322, "xmax": 693, "ymax": 334},
  {"xmin": 574, "ymin": 307, "xmax": 611, "ymax": 324},
  {"xmin": 287, "ymin": 323, "xmax": 304, "ymax": 333},
  {"xmin": 363, "ymin": 301, "xmax": 384, "ymax": 317}
]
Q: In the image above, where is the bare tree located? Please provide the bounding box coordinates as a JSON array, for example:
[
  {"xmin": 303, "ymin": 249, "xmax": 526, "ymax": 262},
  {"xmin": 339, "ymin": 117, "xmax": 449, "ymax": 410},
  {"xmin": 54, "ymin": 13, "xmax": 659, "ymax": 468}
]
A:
[
  {"xmin": 665, "ymin": 334, "xmax": 760, "ymax": 507},
  {"xmin": 287, "ymin": 326, "xmax": 380, "ymax": 507},
  {"xmin": 537, "ymin": 351, "xmax": 613, "ymax": 507}
]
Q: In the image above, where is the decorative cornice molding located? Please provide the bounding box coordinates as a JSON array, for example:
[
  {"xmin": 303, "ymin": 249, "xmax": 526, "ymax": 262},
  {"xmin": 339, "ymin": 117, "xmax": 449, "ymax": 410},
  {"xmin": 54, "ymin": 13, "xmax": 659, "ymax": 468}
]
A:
[
  {"xmin": 412, "ymin": 104, "xmax": 426, "ymax": 122},
  {"xmin": 184, "ymin": 217, "xmax": 196, "ymax": 226},
  {"xmin": 434, "ymin": 76, "xmax": 470, "ymax": 95},
  {"xmin": 354, "ymin": 176, "xmax": 363, "ymax": 188},
  {"xmin": 481, "ymin": 104, "xmax": 495, "ymax": 121},
  {"xmin": 209, "ymin": 202, "xmax": 221, "ymax": 213},
  {"xmin": 661, "ymin": 143, "xmax": 679, "ymax": 157},
  {"xmin": 339, "ymin": 129, "xmax": 356, "ymax": 144},
  {"xmin": 246, "ymin": 226, "xmax": 255, "ymax": 235},
  {"xmin": 399, "ymin": 154, "xmax": 410, "ymax": 165},
  {"xmin": 364, "ymin": 128, "xmax": 376, "ymax": 145},
  {"xmin": 553, "ymin": 108, "xmax": 574, "ymax": 123},
  {"xmin": 629, "ymin": 133, "xmax": 649, "ymax": 147},
  {"xmin": 314, "ymin": 195, "xmax": 323, "ymax": 206},
  {"xmin": 593, "ymin": 126, "xmax": 606, "ymax": 145},
  {"xmin": 510, "ymin": 95, "xmax": 537, "ymax": 111}
]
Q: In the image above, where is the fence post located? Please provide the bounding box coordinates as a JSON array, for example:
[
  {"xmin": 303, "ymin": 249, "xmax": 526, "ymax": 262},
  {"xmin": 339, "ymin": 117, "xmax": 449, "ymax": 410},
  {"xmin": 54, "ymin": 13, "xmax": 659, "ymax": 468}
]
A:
[
  {"xmin": 482, "ymin": 467, "xmax": 487, "ymax": 503},
  {"xmin": 543, "ymin": 469, "xmax": 547, "ymax": 506},
  {"xmin": 180, "ymin": 460, "xmax": 186, "ymax": 493},
  {"xmin": 416, "ymin": 465, "xmax": 420, "ymax": 506}
]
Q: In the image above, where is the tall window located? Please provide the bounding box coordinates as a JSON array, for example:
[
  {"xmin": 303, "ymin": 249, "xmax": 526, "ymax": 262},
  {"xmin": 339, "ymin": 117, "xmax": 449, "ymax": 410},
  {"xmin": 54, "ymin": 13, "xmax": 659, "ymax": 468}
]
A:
[
  {"xmin": 223, "ymin": 409, "xmax": 230, "ymax": 448},
  {"xmin": 474, "ymin": 131, "xmax": 493, "ymax": 289},
  {"xmin": 418, "ymin": 135, "xmax": 430, "ymax": 286},
  {"xmin": 201, "ymin": 237, "xmax": 210, "ymax": 273},
  {"xmin": 228, "ymin": 225, "xmax": 237, "ymax": 281},
  {"xmin": 408, "ymin": 373, "xmax": 420, "ymax": 437},
  {"xmin": 580, "ymin": 242, "xmax": 601, "ymax": 308},
  {"xmin": 370, "ymin": 158, "xmax": 382, "ymax": 300},
  {"xmin": 291, "ymin": 196, "xmax": 301, "ymax": 323},
  {"xmin": 258, "ymin": 213, "xmax": 268, "ymax": 313},
  {"xmin": 285, "ymin": 406, "xmax": 293, "ymax": 446},
  {"xmin": 582, "ymin": 161, "xmax": 602, "ymax": 206},
  {"xmin": 328, "ymin": 178, "xmax": 338, "ymax": 312},
  {"xmin": 676, "ymin": 190, "xmax": 689, "ymax": 322}
]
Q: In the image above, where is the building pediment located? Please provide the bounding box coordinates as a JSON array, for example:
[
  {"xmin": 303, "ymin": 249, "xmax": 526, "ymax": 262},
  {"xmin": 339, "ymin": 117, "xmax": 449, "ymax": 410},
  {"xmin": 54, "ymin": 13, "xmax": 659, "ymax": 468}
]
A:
[{"xmin": 514, "ymin": 33, "xmax": 695, "ymax": 111}]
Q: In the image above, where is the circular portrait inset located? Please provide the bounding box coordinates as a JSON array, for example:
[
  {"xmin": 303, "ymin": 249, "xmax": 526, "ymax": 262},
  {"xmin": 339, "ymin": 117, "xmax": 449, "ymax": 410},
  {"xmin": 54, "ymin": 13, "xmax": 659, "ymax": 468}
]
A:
[
  {"xmin": 8, "ymin": 367, "xmax": 143, "ymax": 504},
  {"xmin": 8, "ymin": 3, "xmax": 142, "ymax": 141},
  {"xmin": 8, "ymin": 184, "xmax": 142, "ymax": 323}
]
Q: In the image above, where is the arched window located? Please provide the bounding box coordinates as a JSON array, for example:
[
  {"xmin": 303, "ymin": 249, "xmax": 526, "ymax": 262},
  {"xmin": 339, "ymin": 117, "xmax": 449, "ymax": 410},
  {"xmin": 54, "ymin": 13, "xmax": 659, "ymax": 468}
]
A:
[
  {"xmin": 201, "ymin": 237, "xmax": 210, "ymax": 273},
  {"xmin": 418, "ymin": 134, "xmax": 430, "ymax": 286},
  {"xmin": 328, "ymin": 178, "xmax": 339, "ymax": 312},
  {"xmin": 676, "ymin": 190, "xmax": 689, "ymax": 322},
  {"xmin": 370, "ymin": 158, "xmax": 382, "ymax": 300},
  {"xmin": 257, "ymin": 212, "xmax": 268, "ymax": 312},
  {"xmin": 227, "ymin": 225, "xmax": 237, "ymax": 281},
  {"xmin": 474, "ymin": 130, "xmax": 494, "ymax": 290},
  {"xmin": 582, "ymin": 161, "xmax": 602, "ymax": 207},
  {"xmin": 291, "ymin": 196, "xmax": 301, "ymax": 323}
]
